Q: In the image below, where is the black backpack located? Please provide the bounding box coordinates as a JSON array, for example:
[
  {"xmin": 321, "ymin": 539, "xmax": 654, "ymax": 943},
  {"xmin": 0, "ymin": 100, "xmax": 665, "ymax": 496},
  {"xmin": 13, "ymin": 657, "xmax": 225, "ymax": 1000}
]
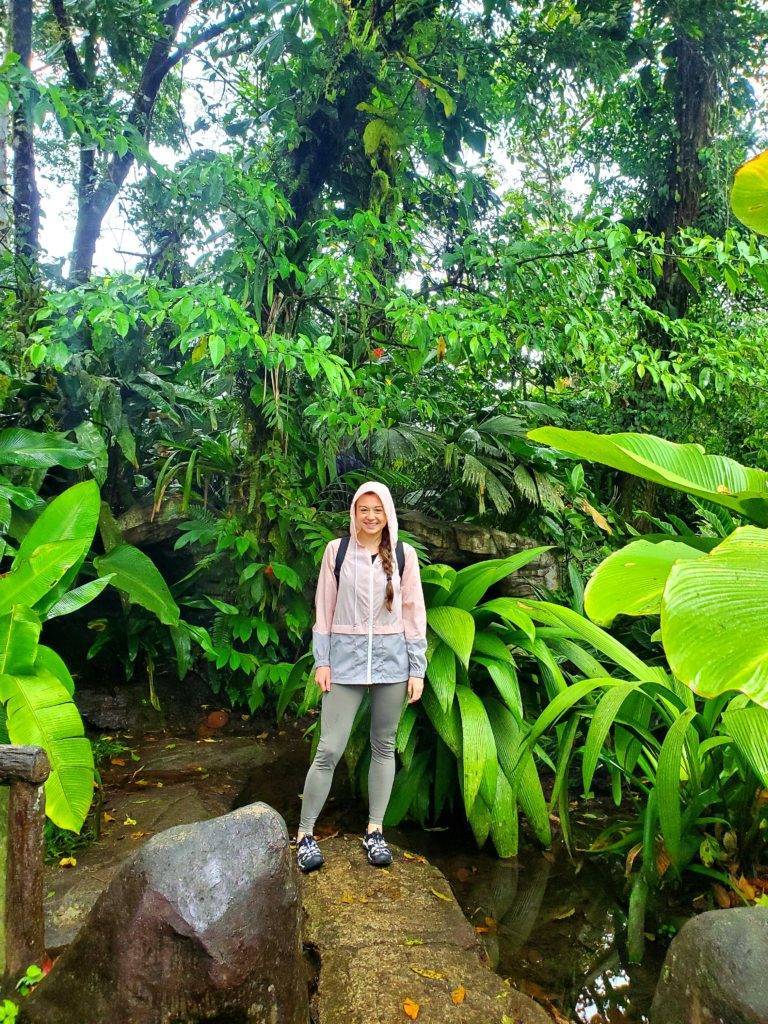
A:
[{"xmin": 334, "ymin": 536, "xmax": 405, "ymax": 586}]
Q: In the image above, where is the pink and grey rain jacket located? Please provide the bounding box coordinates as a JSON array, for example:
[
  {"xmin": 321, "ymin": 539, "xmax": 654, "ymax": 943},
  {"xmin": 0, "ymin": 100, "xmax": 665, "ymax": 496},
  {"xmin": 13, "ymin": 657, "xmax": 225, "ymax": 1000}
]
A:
[{"xmin": 312, "ymin": 481, "xmax": 428, "ymax": 685}]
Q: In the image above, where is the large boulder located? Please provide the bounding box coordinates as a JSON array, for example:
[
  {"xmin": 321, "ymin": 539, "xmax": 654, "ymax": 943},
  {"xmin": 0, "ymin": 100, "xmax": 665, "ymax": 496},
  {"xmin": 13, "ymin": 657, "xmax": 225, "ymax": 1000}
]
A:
[
  {"xmin": 23, "ymin": 803, "xmax": 307, "ymax": 1024},
  {"xmin": 301, "ymin": 834, "xmax": 550, "ymax": 1024},
  {"xmin": 651, "ymin": 906, "xmax": 768, "ymax": 1024}
]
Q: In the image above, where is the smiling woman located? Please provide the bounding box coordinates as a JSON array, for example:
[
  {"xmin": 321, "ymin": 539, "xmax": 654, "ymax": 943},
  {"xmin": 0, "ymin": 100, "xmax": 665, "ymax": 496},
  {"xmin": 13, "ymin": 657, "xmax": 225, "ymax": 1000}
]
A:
[{"xmin": 295, "ymin": 481, "xmax": 427, "ymax": 873}]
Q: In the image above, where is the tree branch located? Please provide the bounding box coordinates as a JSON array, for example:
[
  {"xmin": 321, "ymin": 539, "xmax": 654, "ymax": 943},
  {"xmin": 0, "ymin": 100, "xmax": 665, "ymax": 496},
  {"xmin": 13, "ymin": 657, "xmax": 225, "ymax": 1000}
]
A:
[{"xmin": 49, "ymin": 0, "xmax": 89, "ymax": 91}]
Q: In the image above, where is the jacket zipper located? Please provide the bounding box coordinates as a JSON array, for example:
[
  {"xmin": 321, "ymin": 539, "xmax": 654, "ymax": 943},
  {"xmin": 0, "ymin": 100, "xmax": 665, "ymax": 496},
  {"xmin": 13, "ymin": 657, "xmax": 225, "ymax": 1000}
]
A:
[{"xmin": 366, "ymin": 556, "xmax": 374, "ymax": 685}]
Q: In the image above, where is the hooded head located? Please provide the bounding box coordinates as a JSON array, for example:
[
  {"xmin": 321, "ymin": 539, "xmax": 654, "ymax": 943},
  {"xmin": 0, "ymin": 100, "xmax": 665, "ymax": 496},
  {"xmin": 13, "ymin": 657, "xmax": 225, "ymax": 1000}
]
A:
[{"xmin": 349, "ymin": 481, "xmax": 398, "ymax": 553}]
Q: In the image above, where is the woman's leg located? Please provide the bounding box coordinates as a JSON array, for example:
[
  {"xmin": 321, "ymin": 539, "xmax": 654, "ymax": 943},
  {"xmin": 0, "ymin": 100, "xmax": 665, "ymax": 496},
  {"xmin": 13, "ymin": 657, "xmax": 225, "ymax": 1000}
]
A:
[
  {"xmin": 367, "ymin": 681, "xmax": 408, "ymax": 830},
  {"xmin": 298, "ymin": 684, "xmax": 365, "ymax": 836}
]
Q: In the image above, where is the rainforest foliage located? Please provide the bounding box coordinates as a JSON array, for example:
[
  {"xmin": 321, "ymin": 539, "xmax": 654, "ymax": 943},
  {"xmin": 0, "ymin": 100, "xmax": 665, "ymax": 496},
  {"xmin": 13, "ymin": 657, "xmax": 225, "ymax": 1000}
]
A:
[{"xmin": 1, "ymin": 0, "xmax": 768, "ymax": 940}]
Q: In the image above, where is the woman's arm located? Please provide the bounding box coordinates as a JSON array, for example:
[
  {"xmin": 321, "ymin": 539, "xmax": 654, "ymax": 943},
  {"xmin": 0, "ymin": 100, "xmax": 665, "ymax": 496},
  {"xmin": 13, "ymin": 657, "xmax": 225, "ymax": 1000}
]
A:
[
  {"xmin": 401, "ymin": 543, "xmax": 427, "ymax": 680},
  {"xmin": 312, "ymin": 540, "xmax": 339, "ymax": 669}
]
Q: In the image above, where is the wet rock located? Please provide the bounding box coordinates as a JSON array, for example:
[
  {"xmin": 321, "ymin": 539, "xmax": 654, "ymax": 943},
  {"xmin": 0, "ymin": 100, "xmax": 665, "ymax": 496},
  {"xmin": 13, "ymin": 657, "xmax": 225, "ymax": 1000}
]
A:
[
  {"xmin": 44, "ymin": 731, "xmax": 306, "ymax": 951},
  {"xmin": 25, "ymin": 803, "xmax": 307, "ymax": 1024},
  {"xmin": 651, "ymin": 906, "xmax": 768, "ymax": 1024},
  {"xmin": 301, "ymin": 834, "xmax": 550, "ymax": 1024}
]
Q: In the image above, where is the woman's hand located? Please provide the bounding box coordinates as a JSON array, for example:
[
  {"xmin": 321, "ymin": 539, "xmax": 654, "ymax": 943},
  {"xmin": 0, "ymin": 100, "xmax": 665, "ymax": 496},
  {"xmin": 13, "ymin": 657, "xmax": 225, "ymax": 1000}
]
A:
[
  {"xmin": 407, "ymin": 676, "xmax": 424, "ymax": 703},
  {"xmin": 315, "ymin": 666, "xmax": 332, "ymax": 693}
]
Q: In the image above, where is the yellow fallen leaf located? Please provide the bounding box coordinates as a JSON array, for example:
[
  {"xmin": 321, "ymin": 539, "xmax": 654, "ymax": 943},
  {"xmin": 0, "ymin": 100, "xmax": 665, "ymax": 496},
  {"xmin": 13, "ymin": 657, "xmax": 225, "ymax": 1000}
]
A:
[
  {"xmin": 123, "ymin": 817, "xmax": 137, "ymax": 826},
  {"xmin": 403, "ymin": 998, "xmax": 420, "ymax": 1020},
  {"xmin": 403, "ymin": 851, "xmax": 427, "ymax": 864},
  {"xmin": 737, "ymin": 875, "xmax": 756, "ymax": 900},
  {"xmin": 130, "ymin": 831, "xmax": 150, "ymax": 840},
  {"xmin": 340, "ymin": 894, "xmax": 355, "ymax": 904},
  {"xmin": 430, "ymin": 887, "xmax": 452, "ymax": 902},
  {"xmin": 451, "ymin": 986, "xmax": 466, "ymax": 1005},
  {"xmin": 59, "ymin": 857, "xmax": 76, "ymax": 868},
  {"xmin": 552, "ymin": 906, "xmax": 575, "ymax": 920},
  {"xmin": 580, "ymin": 497, "xmax": 613, "ymax": 534},
  {"xmin": 102, "ymin": 811, "xmax": 116, "ymax": 823},
  {"xmin": 135, "ymin": 779, "xmax": 149, "ymax": 786},
  {"xmin": 404, "ymin": 938, "xmax": 424, "ymax": 946},
  {"xmin": 156, "ymin": 782, "xmax": 163, "ymax": 788},
  {"xmin": 410, "ymin": 966, "xmax": 446, "ymax": 980},
  {"xmin": 110, "ymin": 757, "xmax": 126, "ymax": 766}
]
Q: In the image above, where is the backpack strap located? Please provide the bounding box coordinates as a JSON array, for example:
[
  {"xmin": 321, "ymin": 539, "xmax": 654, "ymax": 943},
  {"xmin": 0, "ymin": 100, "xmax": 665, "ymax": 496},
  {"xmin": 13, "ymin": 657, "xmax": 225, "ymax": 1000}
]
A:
[
  {"xmin": 333, "ymin": 536, "xmax": 406, "ymax": 586},
  {"xmin": 395, "ymin": 540, "xmax": 405, "ymax": 579},
  {"xmin": 333, "ymin": 536, "xmax": 350, "ymax": 587}
]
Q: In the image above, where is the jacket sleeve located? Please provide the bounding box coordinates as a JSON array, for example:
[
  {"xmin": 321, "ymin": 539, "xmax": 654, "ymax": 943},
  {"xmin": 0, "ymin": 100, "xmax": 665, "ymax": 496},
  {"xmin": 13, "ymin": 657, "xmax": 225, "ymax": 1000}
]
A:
[
  {"xmin": 401, "ymin": 544, "xmax": 427, "ymax": 679},
  {"xmin": 312, "ymin": 540, "xmax": 338, "ymax": 668}
]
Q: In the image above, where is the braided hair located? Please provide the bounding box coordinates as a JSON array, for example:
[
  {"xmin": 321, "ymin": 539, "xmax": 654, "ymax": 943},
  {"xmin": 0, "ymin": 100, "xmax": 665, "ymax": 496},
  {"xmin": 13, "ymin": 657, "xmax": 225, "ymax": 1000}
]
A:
[{"xmin": 378, "ymin": 525, "xmax": 395, "ymax": 612}]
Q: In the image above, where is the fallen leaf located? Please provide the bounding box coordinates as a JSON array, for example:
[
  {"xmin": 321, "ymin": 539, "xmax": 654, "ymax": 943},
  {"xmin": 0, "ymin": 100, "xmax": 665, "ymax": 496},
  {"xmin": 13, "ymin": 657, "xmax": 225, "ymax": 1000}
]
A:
[
  {"xmin": 552, "ymin": 906, "xmax": 576, "ymax": 920},
  {"xmin": 474, "ymin": 925, "xmax": 490, "ymax": 934},
  {"xmin": 451, "ymin": 986, "xmax": 466, "ymax": 1005},
  {"xmin": 256, "ymin": 731, "xmax": 268, "ymax": 739},
  {"xmin": 737, "ymin": 876, "xmax": 756, "ymax": 900},
  {"xmin": 156, "ymin": 782, "xmax": 164, "ymax": 788},
  {"xmin": 59, "ymin": 857, "xmax": 76, "ymax": 868},
  {"xmin": 123, "ymin": 817, "xmax": 137, "ymax": 826},
  {"xmin": 410, "ymin": 966, "xmax": 446, "ymax": 980},
  {"xmin": 713, "ymin": 883, "xmax": 731, "ymax": 908},
  {"xmin": 165, "ymin": 743, "xmax": 177, "ymax": 749},
  {"xmin": 130, "ymin": 831, "xmax": 151, "ymax": 840},
  {"xmin": 430, "ymin": 887, "xmax": 452, "ymax": 902},
  {"xmin": 135, "ymin": 779, "xmax": 149, "ymax": 786},
  {"xmin": 102, "ymin": 811, "xmax": 116, "ymax": 823},
  {"xmin": 404, "ymin": 938, "xmax": 424, "ymax": 946},
  {"xmin": 403, "ymin": 998, "xmax": 419, "ymax": 1020},
  {"xmin": 340, "ymin": 894, "xmax": 355, "ymax": 904},
  {"xmin": 110, "ymin": 757, "xmax": 126, "ymax": 766},
  {"xmin": 403, "ymin": 851, "xmax": 427, "ymax": 864},
  {"xmin": 484, "ymin": 915, "xmax": 498, "ymax": 929}
]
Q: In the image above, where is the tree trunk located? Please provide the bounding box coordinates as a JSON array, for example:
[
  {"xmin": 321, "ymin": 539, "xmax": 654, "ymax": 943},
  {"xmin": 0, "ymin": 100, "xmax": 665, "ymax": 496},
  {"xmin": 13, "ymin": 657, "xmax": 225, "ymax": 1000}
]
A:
[
  {"xmin": 9, "ymin": 0, "xmax": 39, "ymax": 278},
  {"xmin": 647, "ymin": 25, "xmax": 716, "ymax": 318}
]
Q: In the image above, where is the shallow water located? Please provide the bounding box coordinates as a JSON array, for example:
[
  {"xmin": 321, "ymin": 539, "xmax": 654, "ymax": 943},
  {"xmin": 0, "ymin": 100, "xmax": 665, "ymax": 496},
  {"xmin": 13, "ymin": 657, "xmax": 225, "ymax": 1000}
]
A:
[{"xmin": 243, "ymin": 725, "xmax": 666, "ymax": 1024}]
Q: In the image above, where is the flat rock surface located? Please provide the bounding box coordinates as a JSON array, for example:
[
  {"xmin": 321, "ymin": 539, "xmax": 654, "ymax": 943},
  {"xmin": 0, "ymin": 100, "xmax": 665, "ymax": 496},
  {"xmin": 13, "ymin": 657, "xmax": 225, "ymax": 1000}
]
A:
[
  {"xmin": 45, "ymin": 729, "xmax": 302, "ymax": 950},
  {"xmin": 301, "ymin": 834, "xmax": 550, "ymax": 1024}
]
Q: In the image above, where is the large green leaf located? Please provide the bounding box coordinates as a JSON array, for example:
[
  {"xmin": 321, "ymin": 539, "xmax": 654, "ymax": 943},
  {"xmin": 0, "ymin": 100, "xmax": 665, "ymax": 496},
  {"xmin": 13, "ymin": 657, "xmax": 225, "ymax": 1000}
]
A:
[
  {"xmin": 0, "ymin": 540, "xmax": 88, "ymax": 615},
  {"xmin": 421, "ymin": 684, "xmax": 461, "ymax": 756},
  {"xmin": 426, "ymin": 605, "xmax": 474, "ymax": 668},
  {"xmin": 519, "ymin": 601, "xmax": 667, "ymax": 684},
  {"xmin": 477, "ymin": 597, "xmax": 536, "ymax": 642},
  {"xmin": 486, "ymin": 698, "xmax": 551, "ymax": 846},
  {"xmin": 15, "ymin": 479, "xmax": 100, "ymax": 576},
  {"xmin": 45, "ymin": 575, "xmax": 115, "ymax": 620},
  {"xmin": 449, "ymin": 548, "xmax": 551, "ymax": 610},
  {"xmin": 731, "ymin": 149, "xmax": 768, "ymax": 235},
  {"xmin": 721, "ymin": 705, "xmax": 768, "ymax": 787},
  {"xmin": 0, "ymin": 428, "xmax": 92, "ymax": 470},
  {"xmin": 489, "ymin": 769, "xmax": 518, "ymax": 858},
  {"xmin": 456, "ymin": 685, "xmax": 496, "ymax": 816},
  {"xmin": 655, "ymin": 709, "xmax": 696, "ymax": 868},
  {"xmin": 94, "ymin": 543, "xmax": 180, "ymax": 626},
  {"xmin": 0, "ymin": 669, "xmax": 94, "ymax": 831},
  {"xmin": 582, "ymin": 682, "xmax": 642, "ymax": 794},
  {"xmin": 425, "ymin": 640, "xmax": 456, "ymax": 714},
  {"xmin": 0, "ymin": 606, "xmax": 41, "ymax": 675},
  {"xmin": 661, "ymin": 528, "xmax": 768, "ymax": 706},
  {"xmin": 585, "ymin": 540, "xmax": 705, "ymax": 627},
  {"xmin": 528, "ymin": 427, "xmax": 768, "ymax": 525}
]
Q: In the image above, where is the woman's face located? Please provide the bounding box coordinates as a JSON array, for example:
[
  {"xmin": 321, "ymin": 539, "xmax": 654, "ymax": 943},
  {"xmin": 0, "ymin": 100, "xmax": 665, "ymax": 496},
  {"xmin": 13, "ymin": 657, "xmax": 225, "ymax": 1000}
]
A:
[{"xmin": 355, "ymin": 492, "xmax": 387, "ymax": 540}]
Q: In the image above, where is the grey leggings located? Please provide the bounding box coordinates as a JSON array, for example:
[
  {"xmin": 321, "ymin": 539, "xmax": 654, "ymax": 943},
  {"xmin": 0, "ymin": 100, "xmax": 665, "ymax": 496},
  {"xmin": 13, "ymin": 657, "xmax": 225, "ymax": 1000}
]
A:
[{"xmin": 299, "ymin": 681, "xmax": 407, "ymax": 834}]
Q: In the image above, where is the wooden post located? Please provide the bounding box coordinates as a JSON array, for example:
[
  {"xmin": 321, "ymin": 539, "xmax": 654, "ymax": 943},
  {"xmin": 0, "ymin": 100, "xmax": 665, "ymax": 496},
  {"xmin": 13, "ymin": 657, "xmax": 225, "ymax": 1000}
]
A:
[{"xmin": 0, "ymin": 745, "xmax": 50, "ymax": 980}]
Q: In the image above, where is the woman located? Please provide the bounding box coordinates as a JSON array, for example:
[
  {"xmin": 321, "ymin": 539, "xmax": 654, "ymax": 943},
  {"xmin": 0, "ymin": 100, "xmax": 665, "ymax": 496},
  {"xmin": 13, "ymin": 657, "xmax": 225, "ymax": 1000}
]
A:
[{"xmin": 296, "ymin": 481, "xmax": 427, "ymax": 873}]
